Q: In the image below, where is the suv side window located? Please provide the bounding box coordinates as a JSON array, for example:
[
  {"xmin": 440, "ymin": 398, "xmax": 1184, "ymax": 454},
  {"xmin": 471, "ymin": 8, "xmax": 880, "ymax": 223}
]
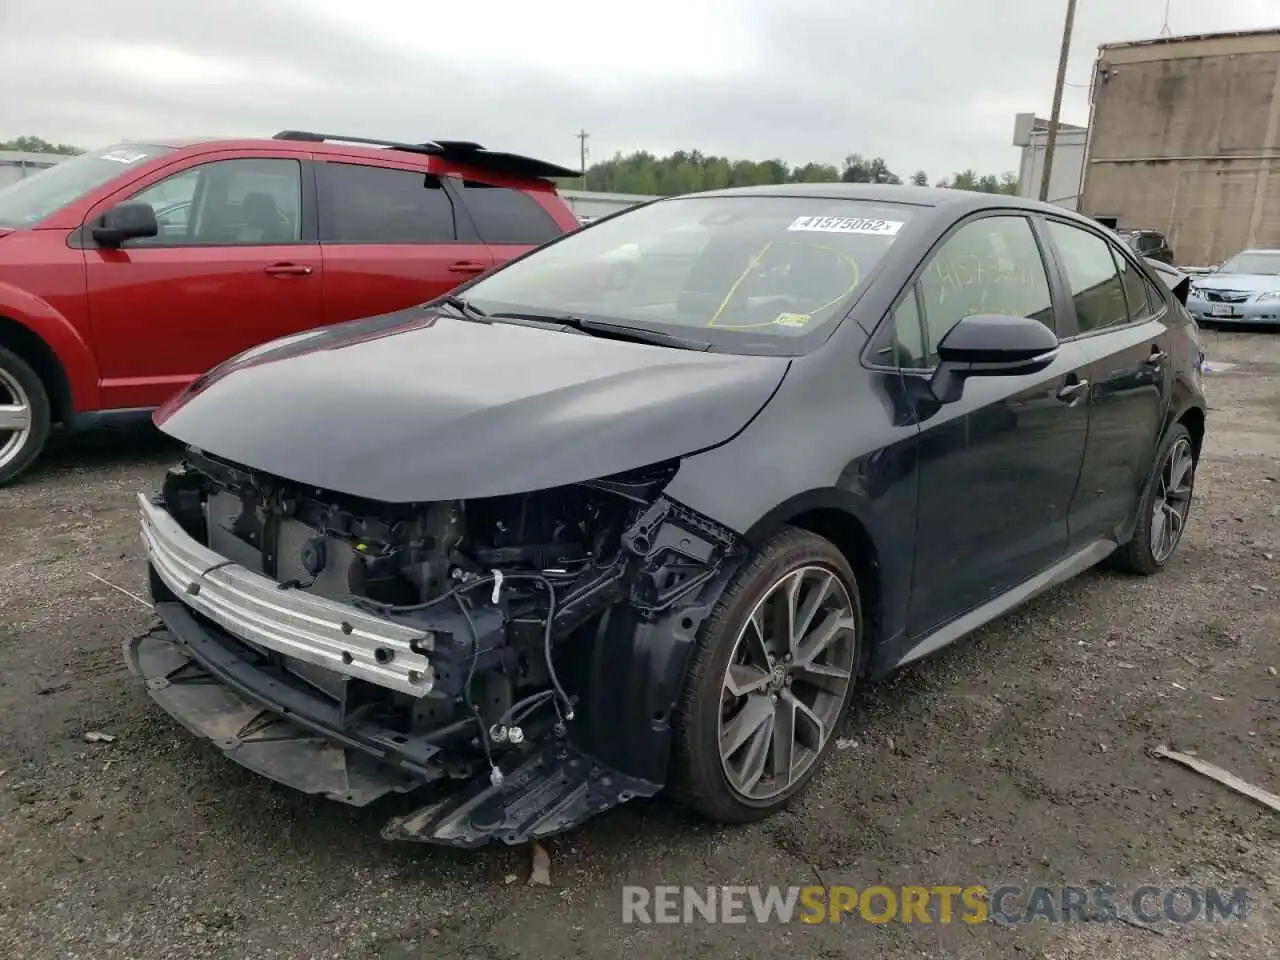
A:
[
  {"xmin": 456, "ymin": 180, "xmax": 561, "ymax": 245},
  {"xmin": 1046, "ymin": 220, "xmax": 1129, "ymax": 333},
  {"xmin": 916, "ymin": 215, "xmax": 1055, "ymax": 365},
  {"xmin": 322, "ymin": 163, "xmax": 457, "ymax": 243},
  {"xmin": 125, "ymin": 158, "xmax": 303, "ymax": 246}
]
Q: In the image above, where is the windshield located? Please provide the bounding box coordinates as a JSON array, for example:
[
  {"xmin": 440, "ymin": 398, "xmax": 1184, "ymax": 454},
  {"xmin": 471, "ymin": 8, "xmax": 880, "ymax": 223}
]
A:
[
  {"xmin": 0, "ymin": 144, "xmax": 172, "ymax": 227},
  {"xmin": 1219, "ymin": 250, "xmax": 1280, "ymax": 275},
  {"xmin": 460, "ymin": 195, "xmax": 917, "ymax": 352}
]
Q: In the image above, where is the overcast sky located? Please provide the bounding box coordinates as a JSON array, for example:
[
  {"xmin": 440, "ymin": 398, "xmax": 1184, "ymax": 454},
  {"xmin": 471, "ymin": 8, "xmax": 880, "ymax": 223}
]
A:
[{"xmin": 2, "ymin": 0, "xmax": 1276, "ymax": 179}]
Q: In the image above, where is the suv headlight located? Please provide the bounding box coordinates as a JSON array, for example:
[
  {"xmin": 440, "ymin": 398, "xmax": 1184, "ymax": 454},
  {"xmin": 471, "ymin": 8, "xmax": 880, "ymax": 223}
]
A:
[
  {"xmin": 1255, "ymin": 291, "xmax": 1280, "ymax": 302},
  {"xmin": 1188, "ymin": 285, "xmax": 1204, "ymax": 299}
]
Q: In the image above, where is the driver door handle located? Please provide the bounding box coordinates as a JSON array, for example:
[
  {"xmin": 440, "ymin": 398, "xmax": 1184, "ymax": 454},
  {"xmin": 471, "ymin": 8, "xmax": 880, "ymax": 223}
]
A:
[
  {"xmin": 1056, "ymin": 378, "xmax": 1090, "ymax": 403},
  {"xmin": 264, "ymin": 262, "xmax": 313, "ymax": 276}
]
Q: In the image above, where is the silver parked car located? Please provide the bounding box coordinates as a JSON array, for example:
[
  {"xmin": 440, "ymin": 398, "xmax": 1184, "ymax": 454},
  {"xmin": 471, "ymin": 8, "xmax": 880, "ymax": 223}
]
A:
[{"xmin": 1186, "ymin": 248, "xmax": 1280, "ymax": 326}]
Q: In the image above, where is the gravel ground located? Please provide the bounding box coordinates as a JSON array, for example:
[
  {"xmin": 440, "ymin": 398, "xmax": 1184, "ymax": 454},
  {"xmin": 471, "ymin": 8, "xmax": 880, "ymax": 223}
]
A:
[{"xmin": 0, "ymin": 328, "xmax": 1276, "ymax": 960}]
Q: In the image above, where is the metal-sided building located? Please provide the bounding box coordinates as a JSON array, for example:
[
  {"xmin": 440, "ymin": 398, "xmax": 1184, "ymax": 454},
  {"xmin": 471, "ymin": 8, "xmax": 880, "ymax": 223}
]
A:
[
  {"xmin": 0, "ymin": 151, "xmax": 62, "ymax": 189},
  {"xmin": 1012, "ymin": 113, "xmax": 1088, "ymax": 210},
  {"xmin": 558, "ymin": 188, "xmax": 657, "ymax": 222},
  {"xmin": 1079, "ymin": 27, "xmax": 1280, "ymax": 267}
]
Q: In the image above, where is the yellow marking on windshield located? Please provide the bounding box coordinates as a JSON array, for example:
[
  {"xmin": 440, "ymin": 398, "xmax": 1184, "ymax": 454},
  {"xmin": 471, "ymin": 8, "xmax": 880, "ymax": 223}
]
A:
[
  {"xmin": 707, "ymin": 241, "xmax": 774, "ymax": 328},
  {"xmin": 706, "ymin": 240, "xmax": 863, "ymax": 330}
]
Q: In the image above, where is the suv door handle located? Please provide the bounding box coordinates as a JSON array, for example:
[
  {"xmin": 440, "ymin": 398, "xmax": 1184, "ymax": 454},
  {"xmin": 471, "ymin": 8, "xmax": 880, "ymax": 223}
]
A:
[
  {"xmin": 264, "ymin": 263, "xmax": 313, "ymax": 276},
  {"xmin": 447, "ymin": 261, "xmax": 487, "ymax": 275},
  {"xmin": 1144, "ymin": 349, "xmax": 1169, "ymax": 366},
  {"xmin": 1056, "ymin": 378, "xmax": 1090, "ymax": 403}
]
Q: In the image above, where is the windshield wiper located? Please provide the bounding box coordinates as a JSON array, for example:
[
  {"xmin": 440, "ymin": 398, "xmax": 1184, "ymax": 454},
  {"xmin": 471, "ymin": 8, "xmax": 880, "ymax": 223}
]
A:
[
  {"xmin": 431, "ymin": 294, "xmax": 491, "ymax": 323},
  {"xmin": 487, "ymin": 311, "xmax": 711, "ymax": 351}
]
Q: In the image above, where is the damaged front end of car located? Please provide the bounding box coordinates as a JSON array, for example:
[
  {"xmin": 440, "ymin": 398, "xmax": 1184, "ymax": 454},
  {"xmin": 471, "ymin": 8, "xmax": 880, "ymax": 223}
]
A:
[{"xmin": 127, "ymin": 446, "xmax": 744, "ymax": 848}]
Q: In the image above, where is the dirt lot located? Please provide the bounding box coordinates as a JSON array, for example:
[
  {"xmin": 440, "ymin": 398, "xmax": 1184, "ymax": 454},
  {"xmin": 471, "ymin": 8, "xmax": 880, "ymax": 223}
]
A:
[{"xmin": 0, "ymin": 329, "xmax": 1276, "ymax": 960}]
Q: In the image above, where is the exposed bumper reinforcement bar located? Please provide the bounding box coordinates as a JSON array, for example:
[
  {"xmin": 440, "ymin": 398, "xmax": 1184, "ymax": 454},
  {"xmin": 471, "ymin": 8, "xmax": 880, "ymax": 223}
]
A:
[
  {"xmin": 127, "ymin": 602, "xmax": 660, "ymax": 846},
  {"xmin": 138, "ymin": 493, "xmax": 434, "ymax": 697}
]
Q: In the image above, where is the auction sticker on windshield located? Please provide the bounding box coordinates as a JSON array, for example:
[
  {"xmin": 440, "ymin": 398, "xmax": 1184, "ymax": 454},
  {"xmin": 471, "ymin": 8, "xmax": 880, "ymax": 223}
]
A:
[
  {"xmin": 773, "ymin": 313, "xmax": 812, "ymax": 328},
  {"xmin": 100, "ymin": 149, "xmax": 149, "ymax": 164},
  {"xmin": 787, "ymin": 216, "xmax": 903, "ymax": 236}
]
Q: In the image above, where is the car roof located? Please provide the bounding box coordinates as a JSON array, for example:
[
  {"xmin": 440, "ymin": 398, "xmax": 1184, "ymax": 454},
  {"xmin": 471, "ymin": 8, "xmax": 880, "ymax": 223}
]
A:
[{"xmin": 674, "ymin": 181, "xmax": 1081, "ymax": 216}]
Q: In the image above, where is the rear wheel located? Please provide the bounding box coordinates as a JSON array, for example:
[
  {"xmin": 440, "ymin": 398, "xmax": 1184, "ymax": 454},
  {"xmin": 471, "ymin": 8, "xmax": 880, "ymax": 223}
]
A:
[
  {"xmin": 1109, "ymin": 422, "xmax": 1196, "ymax": 575},
  {"xmin": 0, "ymin": 345, "xmax": 51, "ymax": 487},
  {"xmin": 670, "ymin": 527, "xmax": 861, "ymax": 823}
]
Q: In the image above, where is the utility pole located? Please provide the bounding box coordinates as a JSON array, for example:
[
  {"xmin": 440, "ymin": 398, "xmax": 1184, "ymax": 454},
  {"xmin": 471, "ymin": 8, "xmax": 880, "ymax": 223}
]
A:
[
  {"xmin": 1040, "ymin": 0, "xmax": 1079, "ymax": 202},
  {"xmin": 576, "ymin": 130, "xmax": 590, "ymax": 191}
]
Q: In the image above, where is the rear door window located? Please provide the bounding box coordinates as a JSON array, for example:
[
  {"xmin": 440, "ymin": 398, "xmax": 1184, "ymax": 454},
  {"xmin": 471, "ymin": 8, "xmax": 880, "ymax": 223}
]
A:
[
  {"xmin": 455, "ymin": 180, "xmax": 561, "ymax": 245},
  {"xmin": 1113, "ymin": 248, "xmax": 1164, "ymax": 321},
  {"xmin": 1046, "ymin": 220, "xmax": 1130, "ymax": 333},
  {"xmin": 321, "ymin": 163, "xmax": 457, "ymax": 243}
]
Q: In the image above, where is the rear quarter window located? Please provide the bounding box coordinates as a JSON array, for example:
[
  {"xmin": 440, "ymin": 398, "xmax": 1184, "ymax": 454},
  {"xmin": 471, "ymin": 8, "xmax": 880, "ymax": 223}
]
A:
[{"xmin": 456, "ymin": 180, "xmax": 562, "ymax": 245}]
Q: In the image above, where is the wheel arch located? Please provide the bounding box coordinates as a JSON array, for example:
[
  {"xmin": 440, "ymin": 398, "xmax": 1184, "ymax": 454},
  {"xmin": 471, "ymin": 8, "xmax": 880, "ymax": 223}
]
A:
[
  {"xmin": 1177, "ymin": 404, "xmax": 1205, "ymax": 462},
  {"xmin": 744, "ymin": 489, "xmax": 885, "ymax": 673},
  {"xmin": 0, "ymin": 314, "xmax": 74, "ymax": 425}
]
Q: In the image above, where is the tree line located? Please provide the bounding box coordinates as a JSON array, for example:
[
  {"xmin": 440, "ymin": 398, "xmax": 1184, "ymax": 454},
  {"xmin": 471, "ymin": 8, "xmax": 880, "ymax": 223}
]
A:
[
  {"xmin": 570, "ymin": 150, "xmax": 1021, "ymax": 197},
  {"xmin": 0, "ymin": 136, "xmax": 85, "ymax": 155},
  {"xmin": 2, "ymin": 135, "xmax": 1022, "ymax": 198}
]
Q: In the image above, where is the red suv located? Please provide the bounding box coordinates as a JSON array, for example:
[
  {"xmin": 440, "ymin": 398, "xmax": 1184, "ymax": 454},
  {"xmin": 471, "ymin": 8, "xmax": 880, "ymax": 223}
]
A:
[{"xmin": 0, "ymin": 131, "xmax": 580, "ymax": 485}]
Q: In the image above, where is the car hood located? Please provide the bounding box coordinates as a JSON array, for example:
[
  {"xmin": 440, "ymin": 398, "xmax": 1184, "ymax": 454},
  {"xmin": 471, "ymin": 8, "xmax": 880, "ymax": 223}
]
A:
[
  {"xmin": 1191, "ymin": 273, "xmax": 1280, "ymax": 294},
  {"xmin": 154, "ymin": 308, "xmax": 791, "ymax": 503}
]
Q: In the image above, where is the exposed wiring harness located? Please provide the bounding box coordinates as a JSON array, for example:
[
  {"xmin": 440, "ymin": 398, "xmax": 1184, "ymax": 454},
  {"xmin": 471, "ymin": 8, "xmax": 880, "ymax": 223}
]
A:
[{"xmin": 348, "ymin": 568, "xmax": 577, "ymax": 782}]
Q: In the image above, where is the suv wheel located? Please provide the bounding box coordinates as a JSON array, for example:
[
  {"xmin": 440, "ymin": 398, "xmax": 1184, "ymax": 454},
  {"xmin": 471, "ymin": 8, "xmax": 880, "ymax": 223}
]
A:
[
  {"xmin": 670, "ymin": 528, "xmax": 861, "ymax": 823},
  {"xmin": 1109, "ymin": 423, "xmax": 1196, "ymax": 575},
  {"xmin": 0, "ymin": 345, "xmax": 52, "ymax": 486}
]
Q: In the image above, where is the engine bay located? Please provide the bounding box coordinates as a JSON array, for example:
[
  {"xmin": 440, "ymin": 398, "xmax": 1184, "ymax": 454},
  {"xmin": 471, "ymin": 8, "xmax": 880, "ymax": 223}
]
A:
[{"xmin": 150, "ymin": 447, "xmax": 741, "ymax": 794}]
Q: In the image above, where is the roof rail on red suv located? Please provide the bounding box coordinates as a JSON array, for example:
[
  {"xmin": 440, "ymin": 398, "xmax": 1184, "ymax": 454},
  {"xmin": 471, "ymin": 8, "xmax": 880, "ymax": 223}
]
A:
[{"xmin": 271, "ymin": 130, "xmax": 582, "ymax": 180}]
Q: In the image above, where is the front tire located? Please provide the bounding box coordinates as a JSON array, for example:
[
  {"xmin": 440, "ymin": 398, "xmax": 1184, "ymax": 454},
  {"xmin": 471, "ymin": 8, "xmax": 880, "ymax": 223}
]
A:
[
  {"xmin": 669, "ymin": 527, "xmax": 861, "ymax": 823},
  {"xmin": 0, "ymin": 345, "xmax": 51, "ymax": 487},
  {"xmin": 1109, "ymin": 422, "xmax": 1196, "ymax": 575}
]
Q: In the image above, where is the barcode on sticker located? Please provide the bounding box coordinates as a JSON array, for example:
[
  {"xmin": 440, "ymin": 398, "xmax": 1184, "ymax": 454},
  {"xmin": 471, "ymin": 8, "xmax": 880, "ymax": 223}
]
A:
[{"xmin": 787, "ymin": 216, "xmax": 903, "ymax": 236}]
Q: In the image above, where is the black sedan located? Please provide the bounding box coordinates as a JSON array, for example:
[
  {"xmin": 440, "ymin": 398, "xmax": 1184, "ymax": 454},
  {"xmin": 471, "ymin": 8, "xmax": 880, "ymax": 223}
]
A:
[{"xmin": 128, "ymin": 184, "xmax": 1207, "ymax": 847}]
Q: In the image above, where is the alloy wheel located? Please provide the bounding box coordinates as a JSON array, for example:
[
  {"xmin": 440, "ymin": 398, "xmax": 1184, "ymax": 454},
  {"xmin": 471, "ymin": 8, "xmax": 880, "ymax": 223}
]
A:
[
  {"xmin": 1150, "ymin": 436, "xmax": 1194, "ymax": 564},
  {"xmin": 718, "ymin": 565, "xmax": 857, "ymax": 801},
  {"xmin": 0, "ymin": 366, "xmax": 33, "ymax": 473}
]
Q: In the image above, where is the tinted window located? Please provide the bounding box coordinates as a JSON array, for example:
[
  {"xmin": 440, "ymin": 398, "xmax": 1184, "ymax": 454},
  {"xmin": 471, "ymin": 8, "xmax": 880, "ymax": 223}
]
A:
[
  {"xmin": 917, "ymin": 215, "xmax": 1054, "ymax": 364},
  {"xmin": 461, "ymin": 195, "xmax": 917, "ymax": 354},
  {"xmin": 1047, "ymin": 220, "xmax": 1129, "ymax": 333},
  {"xmin": 458, "ymin": 181, "xmax": 561, "ymax": 244},
  {"xmin": 126, "ymin": 158, "xmax": 302, "ymax": 246},
  {"xmin": 323, "ymin": 163, "xmax": 456, "ymax": 243},
  {"xmin": 1113, "ymin": 250, "xmax": 1161, "ymax": 320}
]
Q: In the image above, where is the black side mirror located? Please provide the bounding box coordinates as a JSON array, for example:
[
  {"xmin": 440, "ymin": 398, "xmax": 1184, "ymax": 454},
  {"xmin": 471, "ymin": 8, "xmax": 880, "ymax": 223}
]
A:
[
  {"xmin": 930, "ymin": 314, "xmax": 1059, "ymax": 404},
  {"xmin": 92, "ymin": 202, "xmax": 159, "ymax": 248}
]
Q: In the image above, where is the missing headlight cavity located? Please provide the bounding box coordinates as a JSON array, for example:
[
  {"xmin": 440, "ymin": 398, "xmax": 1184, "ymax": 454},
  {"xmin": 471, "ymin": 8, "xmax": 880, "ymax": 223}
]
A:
[{"xmin": 147, "ymin": 450, "xmax": 742, "ymax": 845}]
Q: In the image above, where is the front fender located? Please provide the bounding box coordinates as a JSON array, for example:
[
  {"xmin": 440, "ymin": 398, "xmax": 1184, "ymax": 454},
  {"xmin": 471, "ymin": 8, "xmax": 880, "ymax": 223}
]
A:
[{"xmin": 0, "ymin": 281, "xmax": 100, "ymax": 411}]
